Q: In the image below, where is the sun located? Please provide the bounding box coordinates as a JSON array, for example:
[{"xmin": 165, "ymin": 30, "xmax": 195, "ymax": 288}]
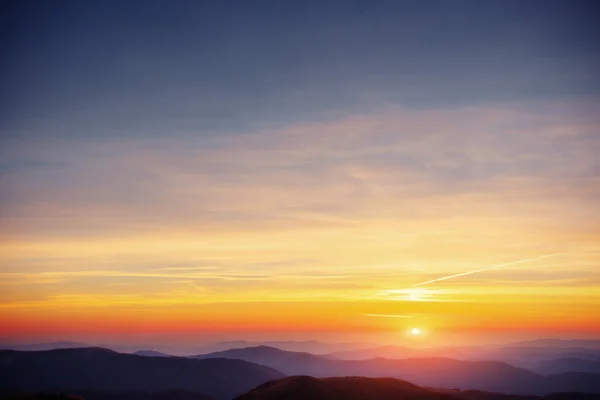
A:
[
  {"xmin": 411, "ymin": 327, "xmax": 422, "ymax": 336},
  {"xmin": 406, "ymin": 288, "xmax": 425, "ymax": 301}
]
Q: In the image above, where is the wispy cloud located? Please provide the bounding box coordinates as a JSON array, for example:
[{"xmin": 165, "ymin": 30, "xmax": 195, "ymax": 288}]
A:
[{"xmin": 413, "ymin": 253, "xmax": 568, "ymax": 287}]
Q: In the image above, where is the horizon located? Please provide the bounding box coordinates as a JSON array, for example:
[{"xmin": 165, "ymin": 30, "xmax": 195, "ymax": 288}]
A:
[
  {"xmin": 3, "ymin": 335, "xmax": 600, "ymax": 357},
  {"xmin": 1, "ymin": 0, "xmax": 600, "ymax": 348}
]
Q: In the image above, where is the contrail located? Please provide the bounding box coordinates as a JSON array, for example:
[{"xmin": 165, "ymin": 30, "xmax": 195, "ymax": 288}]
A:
[{"xmin": 414, "ymin": 253, "xmax": 565, "ymax": 287}]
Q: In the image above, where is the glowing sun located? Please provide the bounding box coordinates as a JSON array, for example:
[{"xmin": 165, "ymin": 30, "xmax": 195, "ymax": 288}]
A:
[{"xmin": 411, "ymin": 327, "xmax": 422, "ymax": 336}]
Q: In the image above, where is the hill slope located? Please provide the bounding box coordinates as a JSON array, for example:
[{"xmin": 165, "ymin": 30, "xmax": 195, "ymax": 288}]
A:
[
  {"xmin": 234, "ymin": 376, "xmax": 460, "ymax": 400},
  {"xmin": 0, "ymin": 348, "xmax": 284, "ymax": 400},
  {"xmin": 131, "ymin": 350, "xmax": 173, "ymax": 358}
]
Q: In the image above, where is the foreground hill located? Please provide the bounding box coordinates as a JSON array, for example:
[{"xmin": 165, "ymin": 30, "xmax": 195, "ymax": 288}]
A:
[
  {"xmin": 235, "ymin": 376, "xmax": 600, "ymax": 400},
  {"xmin": 234, "ymin": 376, "xmax": 460, "ymax": 400},
  {"xmin": 0, "ymin": 348, "xmax": 284, "ymax": 400},
  {"xmin": 193, "ymin": 346, "xmax": 600, "ymax": 395}
]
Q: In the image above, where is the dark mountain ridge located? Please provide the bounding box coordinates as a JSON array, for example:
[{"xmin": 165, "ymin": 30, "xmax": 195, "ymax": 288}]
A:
[
  {"xmin": 0, "ymin": 348, "xmax": 284, "ymax": 400},
  {"xmin": 0, "ymin": 342, "xmax": 91, "ymax": 351}
]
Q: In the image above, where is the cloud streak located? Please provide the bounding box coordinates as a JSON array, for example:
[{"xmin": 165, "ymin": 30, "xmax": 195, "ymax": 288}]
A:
[
  {"xmin": 363, "ymin": 314, "xmax": 415, "ymax": 319},
  {"xmin": 414, "ymin": 253, "xmax": 568, "ymax": 287}
]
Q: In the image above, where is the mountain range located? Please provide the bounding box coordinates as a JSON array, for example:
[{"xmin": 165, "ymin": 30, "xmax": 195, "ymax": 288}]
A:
[
  {"xmin": 0, "ymin": 340, "xmax": 372, "ymax": 356},
  {"xmin": 4, "ymin": 344, "xmax": 600, "ymax": 399},
  {"xmin": 0, "ymin": 348, "xmax": 283, "ymax": 400},
  {"xmin": 326, "ymin": 344, "xmax": 600, "ymax": 364},
  {"xmin": 6, "ymin": 377, "xmax": 600, "ymax": 400},
  {"xmin": 192, "ymin": 346, "xmax": 600, "ymax": 395}
]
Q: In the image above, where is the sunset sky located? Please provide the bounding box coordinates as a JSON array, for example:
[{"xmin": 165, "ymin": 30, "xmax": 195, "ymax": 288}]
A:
[{"xmin": 1, "ymin": 1, "xmax": 599, "ymax": 347}]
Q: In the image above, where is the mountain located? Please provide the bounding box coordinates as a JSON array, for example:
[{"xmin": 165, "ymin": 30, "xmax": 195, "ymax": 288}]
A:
[
  {"xmin": 436, "ymin": 388, "xmax": 600, "ymax": 400},
  {"xmin": 327, "ymin": 345, "xmax": 482, "ymax": 361},
  {"xmin": 535, "ymin": 358, "xmax": 600, "ymax": 374},
  {"xmin": 195, "ymin": 341, "xmax": 372, "ymax": 355},
  {"xmin": 234, "ymin": 376, "xmax": 461, "ymax": 400},
  {"xmin": 0, "ymin": 348, "xmax": 284, "ymax": 400},
  {"xmin": 190, "ymin": 346, "xmax": 308, "ymax": 369},
  {"xmin": 192, "ymin": 346, "xmax": 600, "ymax": 395},
  {"xmin": 507, "ymin": 340, "xmax": 600, "ymax": 349},
  {"xmin": 0, "ymin": 342, "xmax": 91, "ymax": 351},
  {"xmin": 328, "ymin": 344, "xmax": 600, "ymax": 365},
  {"xmin": 131, "ymin": 350, "xmax": 172, "ymax": 358},
  {"xmin": 235, "ymin": 376, "xmax": 600, "ymax": 400},
  {"xmin": 327, "ymin": 345, "xmax": 416, "ymax": 360},
  {"xmin": 485, "ymin": 346, "xmax": 600, "ymax": 368},
  {"xmin": 544, "ymin": 372, "xmax": 600, "ymax": 394}
]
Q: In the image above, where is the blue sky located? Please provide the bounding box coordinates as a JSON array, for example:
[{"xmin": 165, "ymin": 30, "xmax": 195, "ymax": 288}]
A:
[{"xmin": 2, "ymin": 0, "xmax": 599, "ymax": 138}]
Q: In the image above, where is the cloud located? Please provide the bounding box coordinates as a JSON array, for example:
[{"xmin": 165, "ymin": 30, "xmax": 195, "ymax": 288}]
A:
[
  {"xmin": 2, "ymin": 101, "xmax": 599, "ymax": 237},
  {"xmin": 0, "ymin": 101, "xmax": 599, "ymax": 314},
  {"xmin": 363, "ymin": 314, "xmax": 415, "ymax": 319}
]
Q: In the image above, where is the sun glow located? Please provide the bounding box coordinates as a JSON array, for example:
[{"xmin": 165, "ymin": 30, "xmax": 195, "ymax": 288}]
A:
[{"xmin": 411, "ymin": 327, "xmax": 422, "ymax": 336}]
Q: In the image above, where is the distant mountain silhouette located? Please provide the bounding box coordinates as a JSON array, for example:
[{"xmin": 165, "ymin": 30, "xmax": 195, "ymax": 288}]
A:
[
  {"xmin": 328, "ymin": 344, "xmax": 600, "ymax": 366},
  {"xmin": 506, "ymin": 340, "xmax": 600, "ymax": 349},
  {"xmin": 0, "ymin": 348, "xmax": 284, "ymax": 400},
  {"xmin": 2, "ymin": 391, "xmax": 214, "ymax": 400},
  {"xmin": 327, "ymin": 345, "xmax": 415, "ymax": 360},
  {"xmin": 534, "ymin": 358, "xmax": 600, "ymax": 375},
  {"xmin": 0, "ymin": 342, "xmax": 91, "ymax": 351},
  {"xmin": 327, "ymin": 345, "xmax": 481, "ymax": 361},
  {"xmin": 131, "ymin": 350, "xmax": 172, "ymax": 358},
  {"xmin": 195, "ymin": 341, "xmax": 371, "ymax": 355},
  {"xmin": 234, "ymin": 376, "xmax": 460, "ymax": 400},
  {"xmin": 484, "ymin": 347, "xmax": 600, "ymax": 369},
  {"xmin": 192, "ymin": 346, "xmax": 600, "ymax": 395},
  {"xmin": 190, "ymin": 346, "xmax": 308, "ymax": 370}
]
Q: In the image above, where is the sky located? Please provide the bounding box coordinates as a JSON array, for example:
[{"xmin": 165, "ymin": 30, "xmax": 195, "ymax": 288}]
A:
[{"xmin": 1, "ymin": 0, "xmax": 600, "ymax": 347}]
